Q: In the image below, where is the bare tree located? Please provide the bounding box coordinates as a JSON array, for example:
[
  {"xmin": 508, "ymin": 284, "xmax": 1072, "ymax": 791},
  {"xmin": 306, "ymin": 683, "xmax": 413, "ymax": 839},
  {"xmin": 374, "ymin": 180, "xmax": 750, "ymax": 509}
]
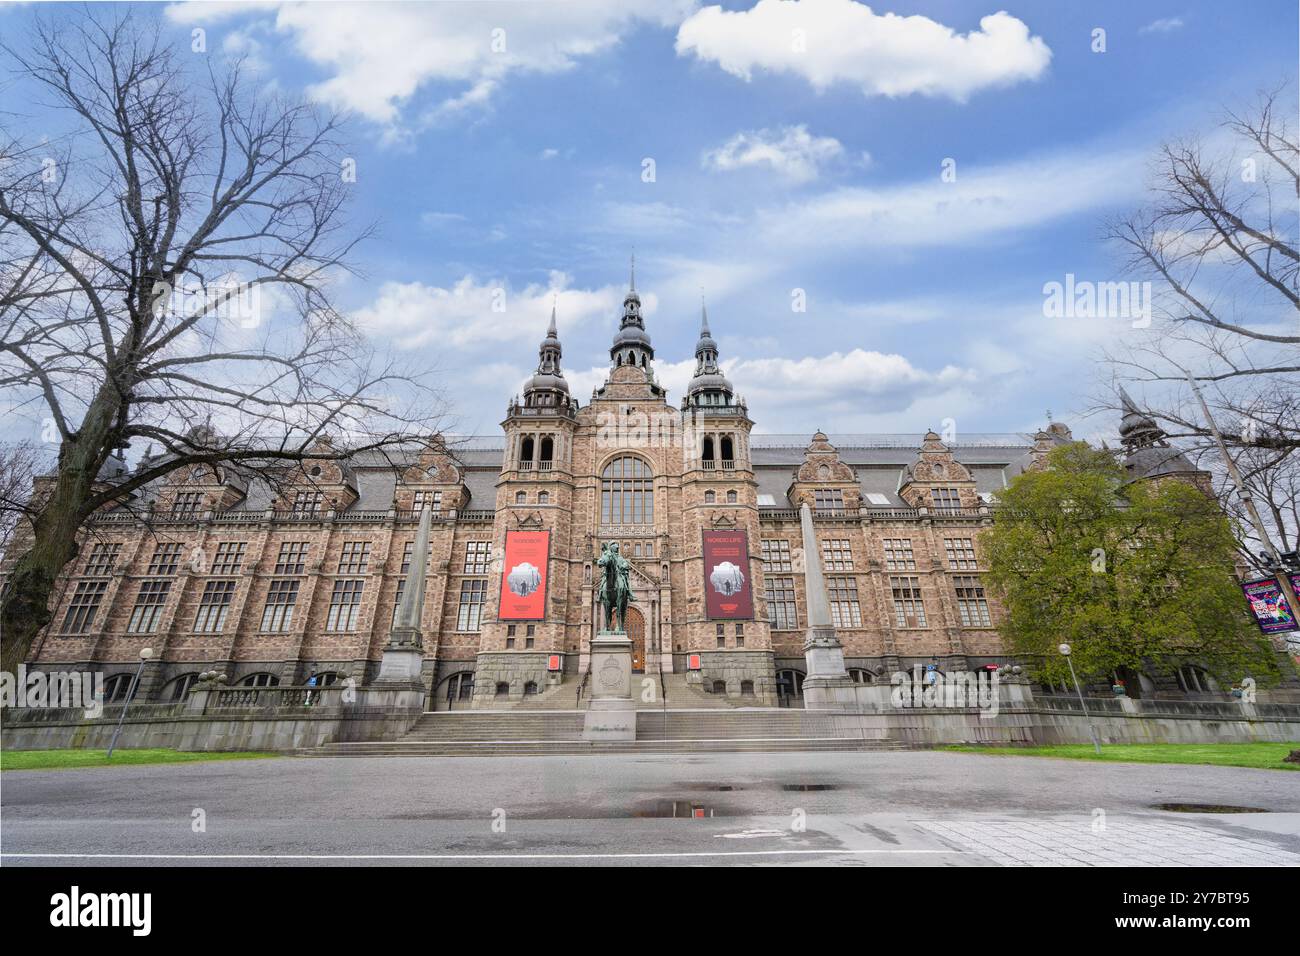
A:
[
  {"xmin": 0, "ymin": 11, "xmax": 445, "ymax": 673},
  {"xmin": 0, "ymin": 441, "xmax": 46, "ymax": 561},
  {"xmin": 1104, "ymin": 85, "xmax": 1299, "ymax": 568}
]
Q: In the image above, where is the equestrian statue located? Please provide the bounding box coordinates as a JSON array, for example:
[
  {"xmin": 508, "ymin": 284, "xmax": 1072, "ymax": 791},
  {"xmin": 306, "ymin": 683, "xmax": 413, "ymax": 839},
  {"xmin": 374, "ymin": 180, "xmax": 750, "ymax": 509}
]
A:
[{"xmin": 596, "ymin": 541, "xmax": 635, "ymax": 632}]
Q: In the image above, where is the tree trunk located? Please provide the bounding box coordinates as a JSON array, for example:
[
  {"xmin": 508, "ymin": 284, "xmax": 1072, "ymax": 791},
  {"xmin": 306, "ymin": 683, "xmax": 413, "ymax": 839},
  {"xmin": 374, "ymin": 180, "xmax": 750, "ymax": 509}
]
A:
[{"xmin": 0, "ymin": 385, "xmax": 124, "ymax": 674}]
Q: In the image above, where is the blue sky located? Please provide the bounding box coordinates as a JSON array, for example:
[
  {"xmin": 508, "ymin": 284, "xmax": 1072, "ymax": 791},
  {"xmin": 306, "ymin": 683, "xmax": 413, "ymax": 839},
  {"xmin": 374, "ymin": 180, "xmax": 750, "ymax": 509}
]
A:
[{"xmin": 4, "ymin": 0, "xmax": 1297, "ymax": 443}]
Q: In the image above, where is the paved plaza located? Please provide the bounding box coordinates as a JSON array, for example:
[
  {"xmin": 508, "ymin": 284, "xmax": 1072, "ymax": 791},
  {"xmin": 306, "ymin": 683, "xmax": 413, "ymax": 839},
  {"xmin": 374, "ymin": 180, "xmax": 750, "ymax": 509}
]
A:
[{"xmin": 3, "ymin": 751, "xmax": 1298, "ymax": 866}]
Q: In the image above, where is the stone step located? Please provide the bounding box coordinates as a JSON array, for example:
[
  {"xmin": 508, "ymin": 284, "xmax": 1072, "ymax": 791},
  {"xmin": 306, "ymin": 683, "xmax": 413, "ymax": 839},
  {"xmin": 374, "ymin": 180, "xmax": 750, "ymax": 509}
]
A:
[{"xmin": 300, "ymin": 737, "xmax": 910, "ymax": 757}]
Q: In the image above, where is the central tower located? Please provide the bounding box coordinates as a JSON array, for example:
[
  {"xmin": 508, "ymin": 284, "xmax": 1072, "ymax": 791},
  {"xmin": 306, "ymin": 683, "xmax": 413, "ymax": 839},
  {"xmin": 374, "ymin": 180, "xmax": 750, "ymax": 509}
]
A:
[{"xmin": 610, "ymin": 257, "xmax": 655, "ymax": 371}]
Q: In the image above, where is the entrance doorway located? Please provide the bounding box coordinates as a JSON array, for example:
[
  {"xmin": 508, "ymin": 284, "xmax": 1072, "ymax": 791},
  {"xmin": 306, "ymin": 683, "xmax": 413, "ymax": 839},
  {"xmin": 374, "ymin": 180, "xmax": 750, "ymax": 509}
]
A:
[
  {"xmin": 775, "ymin": 669, "xmax": 805, "ymax": 707},
  {"xmin": 625, "ymin": 606, "xmax": 646, "ymax": 673}
]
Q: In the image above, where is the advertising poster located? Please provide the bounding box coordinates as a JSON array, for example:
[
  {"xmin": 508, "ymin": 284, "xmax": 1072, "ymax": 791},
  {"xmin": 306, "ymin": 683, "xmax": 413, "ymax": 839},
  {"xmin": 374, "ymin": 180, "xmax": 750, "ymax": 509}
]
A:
[
  {"xmin": 499, "ymin": 530, "xmax": 549, "ymax": 621},
  {"xmin": 702, "ymin": 529, "xmax": 754, "ymax": 620},
  {"xmin": 1240, "ymin": 575, "xmax": 1300, "ymax": 635}
]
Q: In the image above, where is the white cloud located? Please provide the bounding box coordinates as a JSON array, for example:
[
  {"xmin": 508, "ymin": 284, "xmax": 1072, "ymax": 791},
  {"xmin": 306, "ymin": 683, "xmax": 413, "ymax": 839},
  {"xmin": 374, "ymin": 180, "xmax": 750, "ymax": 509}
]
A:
[
  {"xmin": 753, "ymin": 145, "xmax": 1145, "ymax": 250},
  {"xmin": 1139, "ymin": 17, "xmax": 1184, "ymax": 34},
  {"xmin": 703, "ymin": 124, "xmax": 844, "ymax": 182},
  {"xmin": 167, "ymin": 1, "xmax": 694, "ymax": 129},
  {"xmin": 676, "ymin": 0, "xmax": 1051, "ymax": 102},
  {"xmin": 353, "ymin": 273, "xmax": 648, "ymax": 350},
  {"xmin": 539, "ymin": 148, "xmax": 560, "ymax": 160}
]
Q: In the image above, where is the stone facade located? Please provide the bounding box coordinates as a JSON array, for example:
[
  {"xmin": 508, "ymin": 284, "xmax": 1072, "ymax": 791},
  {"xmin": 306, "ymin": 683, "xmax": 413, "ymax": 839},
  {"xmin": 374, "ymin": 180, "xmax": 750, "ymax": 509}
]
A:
[{"xmin": 5, "ymin": 272, "xmax": 1239, "ymax": 711}]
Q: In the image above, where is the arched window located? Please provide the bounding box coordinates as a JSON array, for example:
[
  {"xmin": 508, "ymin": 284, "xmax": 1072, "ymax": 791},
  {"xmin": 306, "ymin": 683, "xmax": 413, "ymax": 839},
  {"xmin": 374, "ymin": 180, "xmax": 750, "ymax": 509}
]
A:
[
  {"xmin": 847, "ymin": 668, "xmax": 873, "ymax": 684},
  {"xmin": 702, "ymin": 436, "xmax": 715, "ymax": 462},
  {"xmin": 538, "ymin": 491, "xmax": 549, "ymax": 505},
  {"xmin": 711, "ymin": 679, "xmax": 727, "ymax": 694},
  {"xmin": 240, "ymin": 672, "xmax": 279, "ymax": 687},
  {"xmin": 726, "ymin": 490, "xmax": 737, "ymax": 503},
  {"xmin": 435, "ymin": 672, "xmax": 474, "ymax": 710},
  {"xmin": 704, "ymin": 490, "xmax": 716, "ymax": 503},
  {"xmin": 519, "ymin": 436, "xmax": 534, "ymax": 464},
  {"xmin": 524, "ymin": 681, "xmax": 539, "ymax": 696},
  {"xmin": 494, "ymin": 681, "xmax": 510, "ymax": 697},
  {"xmin": 540, "ymin": 436, "xmax": 554, "ymax": 462},
  {"xmin": 721, "ymin": 435, "xmax": 734, "ymax": 461},
  {"xmin": 775, "ymin": 669, "xmax": 805, "ymax": 705},
  {"xmin": 740, "ymin": 680, "xmax": 755, "ymax": 696},
  {"xmin": 165, "ymin": 673, "xmax": 199, "ymax": 701},
  {"xmin": 311, "ymin": 672, "xmax": 343, "ymax": 686},
  {"xmin": 600, "ymin": 456, "xmax": 654, "ymax": 524},
  {"xmin": 1176, "ymin": 664, "xmax": 1217, "ymax": 694},
  {"xmin": 515, "ymin": 491, "xmax": 527, "ymax": 505},
  {"xmin": 103, "ymin": 673, "xmax": 140, "ymax": 703}
]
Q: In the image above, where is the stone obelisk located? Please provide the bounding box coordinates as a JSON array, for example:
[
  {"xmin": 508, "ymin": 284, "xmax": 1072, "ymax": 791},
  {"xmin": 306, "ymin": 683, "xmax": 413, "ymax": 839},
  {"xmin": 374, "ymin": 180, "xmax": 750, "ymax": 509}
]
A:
[
  {"xmin": 798, "ymin": 500, "xmax": 857, "ymax": 710},
  {"xmin": 375, "ymin": 504, "xmax": 431, "ymax": 700}
]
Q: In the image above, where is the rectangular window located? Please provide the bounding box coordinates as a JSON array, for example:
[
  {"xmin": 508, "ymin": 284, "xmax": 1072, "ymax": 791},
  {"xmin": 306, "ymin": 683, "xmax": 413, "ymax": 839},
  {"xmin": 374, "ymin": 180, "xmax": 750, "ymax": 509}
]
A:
[
  {"xmin": 821, "ymin": 538, "xmax": 854, "ymax": 571},
  {"xmin": 127, "ymin": 579, "xmax": 172, "ymax": 633},
  {"xmin": 84, "ymin": 543, "xmax": 120, "ymax": 576},
  {"xmin": 764, "ymin": 575, "xmax": 798, "ymax": 630},
  {"xmin": 930, "ymin": 487, "xmax": 961, "ymax": 512},
  {"xmin": 827, "ymin": 576, "xmax": 862, "ymax": 629},
  {"xmin": 464, "ymin": 541, "xmax": 492, "ymax": 574},
  {"xmin": 889, "ymin": 576, "xmax": 927, "ymax": 628},
  {"xmin": 326, "ymin": 579, "xmax": 365, "ymax": 632},
  {"xmin": 147, "ymin": 543, "xmax": 183, "ymax": 576},
  {"xmin": 260, "ymin": 580, "xmax": 299, "ymax": 632},
  {"xmin": 292, "ymin": 491, "xmax": 324, "ymax": 516},
  {"xmin": 457, "ymin": 580, "xmax": 488, "ymax": 631},
  {"xmin": 413, "ymin": 490, "xmax": 442, "ymax": 512},
  {"xmin": 953, "ymin": 575, "xmax": 992, "ymax": 627},
  {"xmin": 944, "ymin": 537, "xmax": 977, "ymax": 570},
  {"xmin": 883, "ymin": 538, "xmax": 916, "ymax": 571},
  {"xmin": 761, "ymin": 539, "xmax": 791, "ymax": 572},
  {"xmin": 194, "ymin": 580, "xmax": 236, "ymax": 633},
  {"xmin": 171, "ymin": 492, "xmax": 203, "ymax": 517},
  {"xmin": 336, "ymin": 541, "xmax": 371, "ymax": 574},
  {"xmin": 210, "ymin": 542, "xmax": 246, "ymax": 574},
  {"xmin": 61, "ymin": 580, "xmax": 108, "ymax": 634},
  {"xmin": 274, "ymin": 542, "xmax": 310, "ymax": 575},
  {"xmin": 813, "ymin": 488, "xmax": 845, "ymax": 514}
]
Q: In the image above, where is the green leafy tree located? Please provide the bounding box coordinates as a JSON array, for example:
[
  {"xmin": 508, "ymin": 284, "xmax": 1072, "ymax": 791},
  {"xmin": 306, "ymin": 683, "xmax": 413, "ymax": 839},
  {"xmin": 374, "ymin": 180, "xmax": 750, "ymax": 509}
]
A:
[{"xmin": 983, "ymin": 443, "xmax": 1278, "ymax": 689}]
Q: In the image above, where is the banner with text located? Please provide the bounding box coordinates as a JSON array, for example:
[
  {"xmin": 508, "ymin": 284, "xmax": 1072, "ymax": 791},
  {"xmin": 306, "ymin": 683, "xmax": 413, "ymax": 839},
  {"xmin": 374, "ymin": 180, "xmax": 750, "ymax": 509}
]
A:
[
  {"xmin": 1241, "ymin": 574, "xmax": 1300, "ymax": 635},
  {"xmin": 702, "ymin": 529, "xmax": 754, "ymax": 620},
  {"xmin": 499, "ymin": 530, "xmax": 550, "ymax": 621}
]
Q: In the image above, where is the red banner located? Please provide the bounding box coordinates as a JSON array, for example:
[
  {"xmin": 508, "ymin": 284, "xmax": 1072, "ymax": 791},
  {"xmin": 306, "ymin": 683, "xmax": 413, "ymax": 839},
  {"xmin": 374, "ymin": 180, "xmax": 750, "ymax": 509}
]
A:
[
  {"xmin": 499, "ymin": 530, "xmax": 549, "ymax": 621},
  {"xmin": 702, "ymin": 529, "xmax": 754, "ymax": 620}
]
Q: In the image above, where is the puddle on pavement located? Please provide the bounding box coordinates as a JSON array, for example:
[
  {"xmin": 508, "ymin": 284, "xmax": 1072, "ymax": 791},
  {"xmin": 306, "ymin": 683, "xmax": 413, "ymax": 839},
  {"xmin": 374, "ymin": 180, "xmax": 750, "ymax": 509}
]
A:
[
  {"xmin": 631, "ymin": 799, "xmax": 736, "ymax": 818},
  {"xmin": 782, "ymin": 783, "xmax": 837, "ymax": 792},
  {"xmin": 1153, "ymin": 803, "xmax": 1271, "ymax": 814}
]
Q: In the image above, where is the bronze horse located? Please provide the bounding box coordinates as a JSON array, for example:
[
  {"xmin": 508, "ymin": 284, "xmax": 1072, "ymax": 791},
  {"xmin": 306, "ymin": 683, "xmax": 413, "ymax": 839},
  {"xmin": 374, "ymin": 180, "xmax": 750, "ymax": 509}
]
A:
[{"xmin": 596, "ymin": 541, "xmax": 634, "ymax": 631}]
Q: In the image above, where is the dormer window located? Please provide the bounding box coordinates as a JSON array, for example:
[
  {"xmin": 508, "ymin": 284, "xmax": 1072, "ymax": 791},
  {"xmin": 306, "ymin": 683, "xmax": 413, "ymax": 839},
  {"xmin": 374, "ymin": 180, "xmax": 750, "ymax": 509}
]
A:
[{"xmin": 813, "ymin": 488, "xmax": 844, "ymax": 514}]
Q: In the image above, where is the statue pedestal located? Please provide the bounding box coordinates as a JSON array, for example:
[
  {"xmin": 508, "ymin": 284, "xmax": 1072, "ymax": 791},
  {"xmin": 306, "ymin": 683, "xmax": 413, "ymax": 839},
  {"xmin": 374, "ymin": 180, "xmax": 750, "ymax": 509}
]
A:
[
  {"xmin": 802, "ymin": 624, "xmax": 859, "ymax": 711},
  {"xmin": 583, "ymin": 629, "xmax": 636, "ymax": 742}
]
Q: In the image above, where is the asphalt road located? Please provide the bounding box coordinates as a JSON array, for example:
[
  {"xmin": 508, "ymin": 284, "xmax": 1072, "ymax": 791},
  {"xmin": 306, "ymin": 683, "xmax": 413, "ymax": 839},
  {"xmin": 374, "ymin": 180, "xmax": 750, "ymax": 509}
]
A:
[{"xmin": 3, "ymin": 751, "xmax": 1298, "ymax": 866}]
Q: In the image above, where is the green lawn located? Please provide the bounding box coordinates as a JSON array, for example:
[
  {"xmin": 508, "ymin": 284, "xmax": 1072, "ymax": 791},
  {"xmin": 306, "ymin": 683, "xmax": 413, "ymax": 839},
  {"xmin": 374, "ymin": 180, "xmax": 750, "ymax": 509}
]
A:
[
  {"xmin": 0, "ymin": 748, "xmax": 279, "ymax": 771},
  {"xmin": 944, "ymin": 742, "xmax": 1300, "ymax": 771}
]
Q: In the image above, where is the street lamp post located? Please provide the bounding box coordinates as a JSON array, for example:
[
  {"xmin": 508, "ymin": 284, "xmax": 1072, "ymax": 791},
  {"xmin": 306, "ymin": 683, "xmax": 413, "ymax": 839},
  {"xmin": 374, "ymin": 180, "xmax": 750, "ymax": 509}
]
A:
[
  {"xmin": 107, "ymin": 647, "xmax": 153, "ymax": 760},
  {"xmin": 1059, "ymin": 643, "xmax": 1101, "ymax": 755}
]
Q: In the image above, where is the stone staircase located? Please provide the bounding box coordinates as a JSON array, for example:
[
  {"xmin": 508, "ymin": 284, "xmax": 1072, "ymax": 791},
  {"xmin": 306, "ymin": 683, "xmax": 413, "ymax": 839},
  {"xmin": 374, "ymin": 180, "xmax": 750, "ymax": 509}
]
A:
[
  {"xmin": 300, "ymin": 708, "xmax": 910, "ymax": 757},
  {"xmin": 510, "ymin": 672, "xmax": 741, "ymax": 711}
]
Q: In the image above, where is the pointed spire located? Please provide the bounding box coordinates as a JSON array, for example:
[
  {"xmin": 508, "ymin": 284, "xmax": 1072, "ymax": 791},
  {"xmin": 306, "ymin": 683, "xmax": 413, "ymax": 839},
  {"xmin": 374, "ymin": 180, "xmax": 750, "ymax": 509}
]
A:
[
  {"xmin": 700, "ymin": 291, "xmax": 711, "ymax": 336},
  {"xmin": 629, "ymin": 251, "xmax": 636, "ymax": 292},
  {"xmin": 547, "ymin": 296, "xmax": 558, "ymax": 338}
]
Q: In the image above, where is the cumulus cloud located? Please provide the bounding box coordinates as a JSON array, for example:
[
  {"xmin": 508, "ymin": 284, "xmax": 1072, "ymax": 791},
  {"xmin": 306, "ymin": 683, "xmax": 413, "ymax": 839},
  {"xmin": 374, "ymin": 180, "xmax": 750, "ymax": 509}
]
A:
[
  {"xmin": 703, "ymin": 124, "xmax": 844, "ymax": 182},
  {"xmin": 676, "ymin": 0, "xmax": 1051, "ymax": 102},
  {"xmin": 352, "ymin": 273, "xmax": 649, "ymax": 350},
  {"xmin": 166, "ymin": 0, "xmax": 693, "ymax": 128}
]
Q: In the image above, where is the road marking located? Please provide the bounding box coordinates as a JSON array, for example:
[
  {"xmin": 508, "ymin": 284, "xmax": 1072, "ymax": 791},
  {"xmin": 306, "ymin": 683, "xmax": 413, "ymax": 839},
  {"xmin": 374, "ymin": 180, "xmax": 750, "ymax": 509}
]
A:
[{"xmin": 3, "ymin": 848, "xmax": 960, "ymax": 862}]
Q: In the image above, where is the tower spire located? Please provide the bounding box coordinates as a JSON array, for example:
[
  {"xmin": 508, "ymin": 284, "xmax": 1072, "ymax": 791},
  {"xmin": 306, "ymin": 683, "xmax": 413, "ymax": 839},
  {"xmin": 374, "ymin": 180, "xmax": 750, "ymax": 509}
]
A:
[{"xmin": 629, "ymin": 252, "xmax": 635, "ymax": 293}]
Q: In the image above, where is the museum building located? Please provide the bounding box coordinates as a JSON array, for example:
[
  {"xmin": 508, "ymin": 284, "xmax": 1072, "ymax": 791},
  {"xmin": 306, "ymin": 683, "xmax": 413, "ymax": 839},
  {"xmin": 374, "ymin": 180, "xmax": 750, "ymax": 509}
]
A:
[{"xmin": 10, "ymin": 271, "xmax": 1221, "ymax": 709}]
